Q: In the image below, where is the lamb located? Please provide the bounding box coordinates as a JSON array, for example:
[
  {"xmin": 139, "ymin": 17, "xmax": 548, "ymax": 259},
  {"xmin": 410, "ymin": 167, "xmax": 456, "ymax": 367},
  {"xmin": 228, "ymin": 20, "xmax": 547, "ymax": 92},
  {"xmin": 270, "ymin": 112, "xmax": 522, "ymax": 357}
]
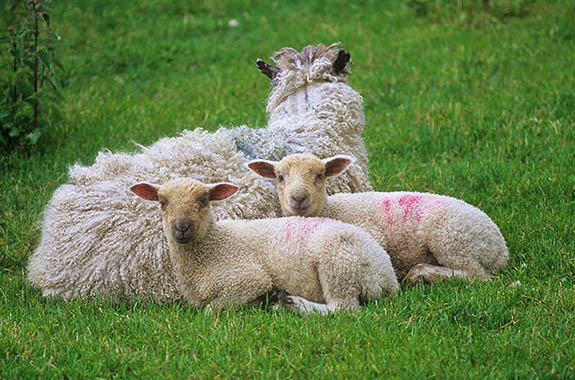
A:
[
  {"xmin": 131, "ymin": 178, "xmax": 398, "ymax": 314},
  {"xmin": 247, "ymin": 153, "xmax": 509, "ymax": 284},
  {"xmin": 29, "ymin": 44, "xmax": 373, "ymax": 299},
  {"xmin": 29, "ymin": 178, "xmax": 399, "ymax": 313}
]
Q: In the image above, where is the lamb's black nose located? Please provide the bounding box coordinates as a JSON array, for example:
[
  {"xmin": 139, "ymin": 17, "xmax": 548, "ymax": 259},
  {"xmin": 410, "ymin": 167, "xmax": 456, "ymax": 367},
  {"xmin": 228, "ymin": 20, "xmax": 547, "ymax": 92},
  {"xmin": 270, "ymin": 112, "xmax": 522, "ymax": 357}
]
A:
[
  {"xmin": 174, "ymin": 221, "xmax": 191, "ymax": 233},
  {"xmin": 291, "ymin": 193, "xmax": 308, "ymax": 206},
  {"xmin": 172, "ymin": 220, "xmax": 195, "ymax": 244}
]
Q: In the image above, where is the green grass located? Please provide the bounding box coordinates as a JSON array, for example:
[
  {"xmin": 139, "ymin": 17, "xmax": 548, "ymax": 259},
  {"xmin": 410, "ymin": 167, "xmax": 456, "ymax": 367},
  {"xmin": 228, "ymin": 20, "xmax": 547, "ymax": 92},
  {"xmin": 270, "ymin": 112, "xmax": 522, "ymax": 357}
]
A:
[{"xmin": 1, "ymin": 0, "xmax": 574, "ymax": 378}]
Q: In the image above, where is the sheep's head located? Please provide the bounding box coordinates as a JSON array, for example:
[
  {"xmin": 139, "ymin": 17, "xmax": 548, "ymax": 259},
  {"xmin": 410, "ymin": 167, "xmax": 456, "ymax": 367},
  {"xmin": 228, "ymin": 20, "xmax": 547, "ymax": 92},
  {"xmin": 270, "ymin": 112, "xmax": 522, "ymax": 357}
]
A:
[
  {"xmin": 248, "ymin": 153, "xmax": 355, "ymax": 217},
  {"xmin": 256, "ymin": 43, "xmax": 351, "ymax": 83},
  {"xmin": 258, "ymin": 43, "xmax": 361, "ymax": 122},
  {"xmin": 131, "ymin": 178, "xmax": 238, "ymax": 245}
]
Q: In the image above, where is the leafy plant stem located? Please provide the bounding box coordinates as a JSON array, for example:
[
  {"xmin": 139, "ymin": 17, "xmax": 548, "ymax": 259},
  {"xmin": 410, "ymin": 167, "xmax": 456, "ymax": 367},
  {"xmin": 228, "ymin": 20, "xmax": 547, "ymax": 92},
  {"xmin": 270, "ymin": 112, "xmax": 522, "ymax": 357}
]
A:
[
  {"xmin": 9, "ymin": 5, "xmax": 17, "ymax": 104},
  {"xmin": 32, "ymin": 0, "xmax": 39, "ymax": 133}
]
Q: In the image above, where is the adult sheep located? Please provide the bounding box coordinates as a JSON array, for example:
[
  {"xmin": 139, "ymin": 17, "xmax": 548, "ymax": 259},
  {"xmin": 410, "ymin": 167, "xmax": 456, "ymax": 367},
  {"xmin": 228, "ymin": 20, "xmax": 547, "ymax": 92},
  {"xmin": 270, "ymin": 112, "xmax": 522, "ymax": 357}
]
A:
[
  {"xmin": 28, "ymin": 43, "xmax": 372, "ymax": 301},
  {"xmin": 71, "ymin": 42, "xmax": 372, "ymax": 220}
]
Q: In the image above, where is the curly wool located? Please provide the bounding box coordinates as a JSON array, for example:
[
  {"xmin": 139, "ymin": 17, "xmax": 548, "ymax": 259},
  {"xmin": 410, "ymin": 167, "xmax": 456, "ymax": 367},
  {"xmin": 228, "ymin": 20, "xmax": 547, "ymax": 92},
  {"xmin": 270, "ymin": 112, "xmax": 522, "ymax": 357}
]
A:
[
  {"xmin": 28, "ymin": 43, "xmax": 373, "ymax": 300},
  {"xmin": 324, "ymin": 191, "xmax": 509, "ymax": 281},
  {"xmin": 27, "ymin": 181, "xmax": 182, "ymax": 301}
]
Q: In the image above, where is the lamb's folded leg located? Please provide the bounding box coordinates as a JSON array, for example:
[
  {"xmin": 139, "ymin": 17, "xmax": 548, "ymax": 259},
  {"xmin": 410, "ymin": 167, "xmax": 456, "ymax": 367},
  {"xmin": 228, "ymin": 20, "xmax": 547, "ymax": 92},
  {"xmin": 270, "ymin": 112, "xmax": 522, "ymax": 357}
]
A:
[
  {"xmin": 274, "ymin": 295, "xmax": 360, "ymax": 315},
  {"xmin": 404, "ymin": 263, "xmax": 490, "ymax": 285},
  {"xmin": 204, "ymin": 265, "xmax": 275, "ymax": 313}
]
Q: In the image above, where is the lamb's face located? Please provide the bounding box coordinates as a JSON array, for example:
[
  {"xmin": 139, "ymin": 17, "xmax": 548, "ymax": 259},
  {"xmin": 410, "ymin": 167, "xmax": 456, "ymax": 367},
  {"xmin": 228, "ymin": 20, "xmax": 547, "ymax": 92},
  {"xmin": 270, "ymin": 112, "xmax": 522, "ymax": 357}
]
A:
[
  {"xmin": 131, "ymin": 179, "xmax": 239, "ymax": 246},
  {"xmin": 158, "ymin": 180, "xmax": 213, "ymax": 245},
  {"xmin": 274, "ymin": 154, "xmax": 328, "ymax": 217},
  {"xmin": 248, "ymin": 154, "xmax": 355, "ymax": 218}
]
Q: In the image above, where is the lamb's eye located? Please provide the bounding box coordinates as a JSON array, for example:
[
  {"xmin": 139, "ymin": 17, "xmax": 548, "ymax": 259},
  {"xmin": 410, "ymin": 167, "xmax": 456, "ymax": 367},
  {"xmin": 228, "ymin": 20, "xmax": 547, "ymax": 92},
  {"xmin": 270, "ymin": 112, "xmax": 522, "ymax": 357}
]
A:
[
  {"xmin": 198, "ymin": 195, "xmax": 208, "ymax": 207},
  {"xmin": 315, "ymin": 173, "xmax": 324, "ymax": 183},
  {"xmin": 278, "ymin": 175, "xmax": 284, "ymax": 183},
  {"xmin": 159, "ymin": 198, "xmax": 168, "ymax": 208}
]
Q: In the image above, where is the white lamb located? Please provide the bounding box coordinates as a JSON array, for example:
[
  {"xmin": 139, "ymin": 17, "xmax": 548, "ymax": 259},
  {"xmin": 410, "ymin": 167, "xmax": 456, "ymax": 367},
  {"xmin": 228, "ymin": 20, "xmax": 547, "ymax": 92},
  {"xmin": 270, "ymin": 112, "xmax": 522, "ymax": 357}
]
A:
[
  {"xmin": 29, "ymin": 44, "xmax": 373, "ymax": 299},
  {"xmin": 29, "ymin": 178, "xmax": 399, "ymax": 314},
  {"xmin": 247, "ymin": 153, "xmax": 509, "ymax": 283}
]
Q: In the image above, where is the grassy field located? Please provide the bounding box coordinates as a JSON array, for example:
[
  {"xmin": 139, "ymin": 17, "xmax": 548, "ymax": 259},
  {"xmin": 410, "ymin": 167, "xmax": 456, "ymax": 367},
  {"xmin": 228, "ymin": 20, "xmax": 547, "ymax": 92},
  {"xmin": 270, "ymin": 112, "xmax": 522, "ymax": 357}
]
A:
[{"xmin": 1, "ymin": 0, "xmax": 574, "ymax": 378}]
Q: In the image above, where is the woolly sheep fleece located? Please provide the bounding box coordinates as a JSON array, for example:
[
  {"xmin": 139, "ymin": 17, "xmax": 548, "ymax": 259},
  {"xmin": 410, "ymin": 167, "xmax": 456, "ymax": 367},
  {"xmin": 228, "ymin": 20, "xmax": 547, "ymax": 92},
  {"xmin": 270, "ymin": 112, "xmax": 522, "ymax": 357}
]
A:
[{"xmin": 28, "ymin": 43, "xmax": 373, "ymax": 301}]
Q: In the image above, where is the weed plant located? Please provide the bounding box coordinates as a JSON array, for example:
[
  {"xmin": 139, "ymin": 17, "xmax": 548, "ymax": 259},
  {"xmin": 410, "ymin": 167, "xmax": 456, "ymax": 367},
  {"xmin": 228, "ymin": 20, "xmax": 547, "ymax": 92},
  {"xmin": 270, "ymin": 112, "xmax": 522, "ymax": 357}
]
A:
[{"xmin": 0, "ymin": 0, "xmax": 63, "ymax": 152}]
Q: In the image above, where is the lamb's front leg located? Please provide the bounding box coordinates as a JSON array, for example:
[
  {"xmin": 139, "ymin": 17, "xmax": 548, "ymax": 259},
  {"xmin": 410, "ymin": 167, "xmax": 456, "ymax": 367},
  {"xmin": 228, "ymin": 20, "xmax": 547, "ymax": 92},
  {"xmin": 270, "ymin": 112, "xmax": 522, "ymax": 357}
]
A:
[
  {"xmin": 405, "ymin": 263, "xmax": 490, "ymax": 285},
  {"xmin": 274, "ymin": 295, "xmax": 337, "ymax": 315}
]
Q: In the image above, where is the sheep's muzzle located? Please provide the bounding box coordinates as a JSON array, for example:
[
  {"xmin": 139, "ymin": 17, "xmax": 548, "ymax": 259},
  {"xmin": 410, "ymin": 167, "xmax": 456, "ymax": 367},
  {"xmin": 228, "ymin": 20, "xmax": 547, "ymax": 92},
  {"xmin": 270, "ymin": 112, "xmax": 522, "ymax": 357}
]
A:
[
  {"xmin": 171, "ymin": 219, "xmax": 195, "ymax": 244},
  {"xmin": 288, "ymin": 192, "xmax": 311, "ymax": 215}
]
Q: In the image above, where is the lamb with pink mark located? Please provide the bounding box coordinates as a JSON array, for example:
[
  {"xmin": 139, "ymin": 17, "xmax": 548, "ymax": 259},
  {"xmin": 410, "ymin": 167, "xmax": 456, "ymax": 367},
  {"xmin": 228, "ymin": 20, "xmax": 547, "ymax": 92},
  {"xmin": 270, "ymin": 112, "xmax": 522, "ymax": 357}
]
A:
[
  {"xmin": 127, "ymin": 178, "xmax": 398, "ymax": 313},
  {"xmin": 247, "ymin": 153, "xmax": 509, "ymax": 283}
]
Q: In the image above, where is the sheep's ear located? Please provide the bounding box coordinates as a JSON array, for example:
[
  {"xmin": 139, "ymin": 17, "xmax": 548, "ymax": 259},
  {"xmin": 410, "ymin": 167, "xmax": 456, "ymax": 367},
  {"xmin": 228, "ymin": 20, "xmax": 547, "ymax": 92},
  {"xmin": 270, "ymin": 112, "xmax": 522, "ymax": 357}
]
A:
[
  {"xmin": 323, "ymin": 155, "xmax": 356, "ymax": 177},
  {"xmin": 131, "ymin": 183, "xmax": 160, "ymax": 201},
  {"xmin": 256, "ymin": 59, "xmax": 279, "ymax": 81},
  {"xmin": 333, "ymin": 49, "xmax": 351, "ymax": 75},
  {"xmin": 208, "ymin": 183, "xmax": 239, "ymax": 201},
  {"xmin": 246, "ymin": 159, "xmax": 277, "ymax": 179}
]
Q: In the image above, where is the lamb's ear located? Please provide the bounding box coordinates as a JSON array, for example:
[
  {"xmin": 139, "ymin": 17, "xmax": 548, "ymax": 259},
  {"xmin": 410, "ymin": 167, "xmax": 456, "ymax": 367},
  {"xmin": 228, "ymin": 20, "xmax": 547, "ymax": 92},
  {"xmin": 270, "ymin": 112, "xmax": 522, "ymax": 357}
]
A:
[
  {"xmin": 323, "ymin": 155, "xmax": 356, "ymax": 177},
  {"xmin": 333, "ymin": 49, "xmax": 351, "ymax": 75},
  {"xmin": 246, "ymin": 159, "xmax": 277, "ymax": 179},
  {"xmin": 131, "ymin": 183, "xmax": 160, "ymax": 201},
  {"xmin": 256, "ymin": 59, "xmax": 279, "ymax": 81},
  {"xmin": 208, "ymin": 183, "xmax": 239, "ymax": 201}
]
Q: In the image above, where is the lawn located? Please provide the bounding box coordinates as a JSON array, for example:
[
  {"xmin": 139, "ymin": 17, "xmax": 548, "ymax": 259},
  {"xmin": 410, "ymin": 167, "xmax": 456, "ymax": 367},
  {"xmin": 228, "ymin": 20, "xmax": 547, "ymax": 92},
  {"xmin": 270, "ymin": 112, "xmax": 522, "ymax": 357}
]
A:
[{"xmin": 1, "ymin": 0, "xmax": 574, "ymax": 378}]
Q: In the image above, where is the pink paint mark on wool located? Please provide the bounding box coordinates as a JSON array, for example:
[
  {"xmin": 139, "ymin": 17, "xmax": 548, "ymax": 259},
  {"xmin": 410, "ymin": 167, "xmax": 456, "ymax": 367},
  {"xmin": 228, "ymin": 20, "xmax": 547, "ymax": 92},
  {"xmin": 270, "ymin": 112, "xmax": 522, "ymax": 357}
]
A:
[
  {"xmin": 381, "ymin": 199, "xmax": 395, "ymax": 224},
  {"xmin": 398, "ymin": 194, "xmax": 423, "ymax": 222},
  {"xmin": 284, "ymin": 217, "xmax": 328, "ymax": 243},
  {"xmin": 381, "ymin": 194, "xmax": 446, "ymax": 225}
]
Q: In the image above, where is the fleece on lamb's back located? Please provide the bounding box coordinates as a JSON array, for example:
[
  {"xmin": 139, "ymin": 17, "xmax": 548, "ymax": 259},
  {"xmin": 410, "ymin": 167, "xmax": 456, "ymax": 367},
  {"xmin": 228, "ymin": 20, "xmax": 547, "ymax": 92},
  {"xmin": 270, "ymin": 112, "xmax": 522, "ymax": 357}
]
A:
[{"xmin": 28, "ymin": 43, "xmax": 372, "ymax": 301}]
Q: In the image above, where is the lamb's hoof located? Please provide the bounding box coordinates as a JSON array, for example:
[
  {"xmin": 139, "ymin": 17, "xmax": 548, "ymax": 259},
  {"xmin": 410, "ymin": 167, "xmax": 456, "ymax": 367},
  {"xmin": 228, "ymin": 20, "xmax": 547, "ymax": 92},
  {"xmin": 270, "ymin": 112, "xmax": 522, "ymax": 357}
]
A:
[
  {"xmin": 272, "ymin": 295, "xmax": 316, "ymax": 314},
  {"xmin": 252, "ymin": 288, "xmax": 288, "ymax": 309},
  {"xmin": 272, "ymin": 295, "xmax": 296, "ymax": 311},
  {"xmin": 403, "ymin": 264, "xmax": 435, "ymax": 286},
  {"xmin": 280, "ymin": 295, "xmax": 296, "ymax": 306},
  {"xmin": 403, "ymin": 274, "xmax": 429, "ymax": 286},
  {"xmin": 203, "ymin": 304, "xmax": 216, "ymax": 315}
]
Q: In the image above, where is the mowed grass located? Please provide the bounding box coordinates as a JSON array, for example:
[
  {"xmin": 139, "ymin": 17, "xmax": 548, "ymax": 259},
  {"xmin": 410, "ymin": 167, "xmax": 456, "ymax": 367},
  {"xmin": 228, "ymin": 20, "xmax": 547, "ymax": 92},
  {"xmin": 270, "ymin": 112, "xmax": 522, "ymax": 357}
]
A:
[{"xmin": 1, "ymin": 0, "xmax": 574, "ymax": 378}]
